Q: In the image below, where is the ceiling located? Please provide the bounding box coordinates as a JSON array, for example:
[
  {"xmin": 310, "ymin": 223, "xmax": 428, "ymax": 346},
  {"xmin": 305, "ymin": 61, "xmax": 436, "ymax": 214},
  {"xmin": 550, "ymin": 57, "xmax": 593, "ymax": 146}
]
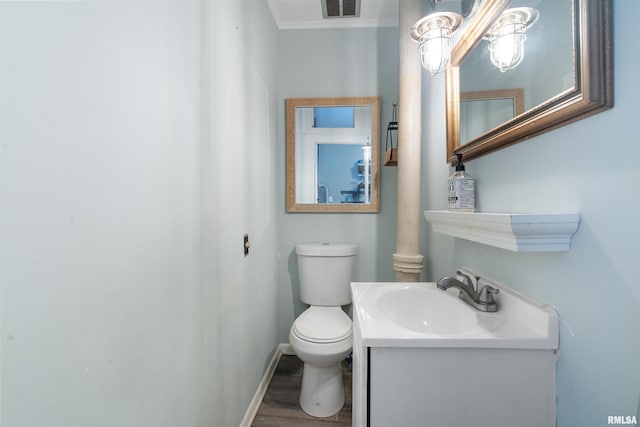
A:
[{"xmin": 267, "ymin": 0, "xmax": 399, "ymax": 30}]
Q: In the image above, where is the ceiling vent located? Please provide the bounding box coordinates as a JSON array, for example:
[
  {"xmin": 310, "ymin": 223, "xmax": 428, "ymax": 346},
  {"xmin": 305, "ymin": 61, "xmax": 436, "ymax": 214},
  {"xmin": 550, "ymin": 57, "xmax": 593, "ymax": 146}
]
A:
[{"xmin": 322, "ymin": 0, "xmax": 361, "ymax": 18}]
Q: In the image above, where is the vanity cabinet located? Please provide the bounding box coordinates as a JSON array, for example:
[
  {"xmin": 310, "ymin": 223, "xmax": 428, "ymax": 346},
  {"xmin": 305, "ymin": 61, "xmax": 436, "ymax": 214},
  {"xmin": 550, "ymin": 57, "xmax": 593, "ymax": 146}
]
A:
[
  {"xmin": 351, "ymin": 280, "xmax": 559, "ymax": 427},
  {"xmin": 357, "ymin": 346, "xmax": 556, "ymax": 427}
]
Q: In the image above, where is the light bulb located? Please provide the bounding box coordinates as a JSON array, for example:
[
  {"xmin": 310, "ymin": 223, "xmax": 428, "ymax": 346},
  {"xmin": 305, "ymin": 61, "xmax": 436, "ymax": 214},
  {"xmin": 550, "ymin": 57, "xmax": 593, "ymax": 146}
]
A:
[
  {"xmin": 410, "ymin": 12, "xmax": 462, "ymax": 76},
  {"xmin": 484, "ymin": 7, "xmax": 538, "ymax": 72},
  {"xmin": 419, "ymin": 27, "xmax": 452, "ymax": 75},
  {"xmin": 488, "ymin": 24, "xmax": 526, "ymax": 72}
]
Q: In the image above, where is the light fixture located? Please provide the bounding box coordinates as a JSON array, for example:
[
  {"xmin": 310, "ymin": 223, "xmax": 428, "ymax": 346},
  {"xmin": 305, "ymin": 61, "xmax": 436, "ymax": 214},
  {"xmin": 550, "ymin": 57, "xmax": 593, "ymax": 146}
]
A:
[
  {"xmin": 484, "ymin": 7, "xmax": 539, "ymax": 72},
  {"xmin": 410, "ymin": 12, "xmax": 462, "ymax": 75}
]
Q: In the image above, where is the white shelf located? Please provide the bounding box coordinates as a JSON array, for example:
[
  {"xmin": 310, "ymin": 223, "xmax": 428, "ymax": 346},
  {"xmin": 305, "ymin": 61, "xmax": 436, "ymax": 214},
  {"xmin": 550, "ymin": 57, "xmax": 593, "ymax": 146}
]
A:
[{"xmin": 424, "ymin": 210, "xmax": 580, "ymax": 252}]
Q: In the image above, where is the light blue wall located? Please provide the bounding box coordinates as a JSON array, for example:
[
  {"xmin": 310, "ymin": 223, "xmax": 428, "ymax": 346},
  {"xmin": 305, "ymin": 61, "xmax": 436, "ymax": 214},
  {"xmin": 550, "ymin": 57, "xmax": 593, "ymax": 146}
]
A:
[
  {"xmin": 207, "ymin": 1, "xmax": 281, "ymax": 425},
  {"xmin": 276, "ymin": 28, "xmax": 399, "ymax": 341},
  {"xmin": 5, "ymin": 1, "xmax": 633, "ymax": 425},
  {"xmin": 1, "ymin": 1, "xmax": 281, "ymax": 426},
  {"xmin": 421, "ymin": 2, "xmax": 640, "ymax": 425}
]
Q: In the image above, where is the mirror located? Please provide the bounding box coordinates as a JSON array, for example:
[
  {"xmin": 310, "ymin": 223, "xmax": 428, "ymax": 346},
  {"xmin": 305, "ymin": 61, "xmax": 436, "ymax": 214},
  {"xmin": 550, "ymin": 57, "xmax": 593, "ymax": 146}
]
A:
[
  {"xmin": 445, "ymin": 0, "xmax": 612, "ymax": 163},
  {"xmin": 460, "ymin": 88, "xmax": 524, "ymax": 143},
  {"xmin": 286, "ymin": 97, "xmax": 381, "ymax": 212}
]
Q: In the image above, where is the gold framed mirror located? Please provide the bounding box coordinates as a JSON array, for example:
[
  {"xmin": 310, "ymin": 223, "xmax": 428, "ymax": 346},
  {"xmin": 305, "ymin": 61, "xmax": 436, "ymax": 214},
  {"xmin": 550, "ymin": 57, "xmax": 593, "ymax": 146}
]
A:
[
  {"xmin": 445, "ymin": 0, "xmax": 613, "ymax": 163},
  {"xmin": 286, "ymin": 97, "xmax": 380, "ymax": 213}
]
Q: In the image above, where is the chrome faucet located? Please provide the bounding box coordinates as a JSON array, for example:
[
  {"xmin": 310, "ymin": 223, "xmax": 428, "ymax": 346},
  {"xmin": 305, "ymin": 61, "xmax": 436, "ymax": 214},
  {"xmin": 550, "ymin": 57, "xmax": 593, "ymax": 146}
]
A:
[{"xmin": 436, "ymin": 271, "xmax": 499, "ymax": 312}]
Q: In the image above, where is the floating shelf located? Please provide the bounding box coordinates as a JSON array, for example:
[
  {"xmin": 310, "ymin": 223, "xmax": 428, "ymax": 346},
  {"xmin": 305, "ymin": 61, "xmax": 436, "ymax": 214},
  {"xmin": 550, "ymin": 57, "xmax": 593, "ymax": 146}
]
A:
[{"xmin": 424, "ymin": 210, "xmax": 580, "ymax": 252}]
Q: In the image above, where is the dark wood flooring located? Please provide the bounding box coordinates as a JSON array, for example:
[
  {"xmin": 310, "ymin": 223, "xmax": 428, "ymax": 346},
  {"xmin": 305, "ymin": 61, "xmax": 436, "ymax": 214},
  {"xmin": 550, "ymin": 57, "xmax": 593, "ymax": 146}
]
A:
[{"xmin": 251, "ymin": 355, "xmax": 352, "ymax": 426}]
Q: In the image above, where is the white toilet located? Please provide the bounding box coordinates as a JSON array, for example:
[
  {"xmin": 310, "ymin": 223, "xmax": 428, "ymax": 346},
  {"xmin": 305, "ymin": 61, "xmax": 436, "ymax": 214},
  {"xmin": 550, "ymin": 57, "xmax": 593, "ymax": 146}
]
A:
[{"xmin": 288, "ymin": 242, "xmax": 357, "ymax": 418}]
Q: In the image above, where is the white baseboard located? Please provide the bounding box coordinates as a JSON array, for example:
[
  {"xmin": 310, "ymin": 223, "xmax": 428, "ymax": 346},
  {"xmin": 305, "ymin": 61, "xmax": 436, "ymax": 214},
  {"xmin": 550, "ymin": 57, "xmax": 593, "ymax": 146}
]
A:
[
  {"xmin": 238, "ymin": 343, "xmax": 293, "ymax": 427},
  {"xmin": 280, "ymin": 343, "xmax": 295, "ymax": 355}
]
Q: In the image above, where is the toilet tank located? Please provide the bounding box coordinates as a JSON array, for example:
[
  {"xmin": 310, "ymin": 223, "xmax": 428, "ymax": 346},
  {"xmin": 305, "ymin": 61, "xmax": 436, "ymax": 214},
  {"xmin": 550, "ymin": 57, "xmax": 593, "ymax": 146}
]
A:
[{"xmin": 296, "ymin": 243, "xmax": 358, "ymax": 306}]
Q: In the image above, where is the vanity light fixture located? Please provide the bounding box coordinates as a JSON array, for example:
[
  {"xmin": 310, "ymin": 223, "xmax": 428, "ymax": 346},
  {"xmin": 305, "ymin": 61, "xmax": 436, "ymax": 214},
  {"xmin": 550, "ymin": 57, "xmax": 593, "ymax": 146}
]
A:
[
  {"xmin": 484, "ymin": 7, "xmax": 539, "ymax": 72},
  {"xmin": 410, "ymin": 12, "xmax": 462, "ymax": 75}
]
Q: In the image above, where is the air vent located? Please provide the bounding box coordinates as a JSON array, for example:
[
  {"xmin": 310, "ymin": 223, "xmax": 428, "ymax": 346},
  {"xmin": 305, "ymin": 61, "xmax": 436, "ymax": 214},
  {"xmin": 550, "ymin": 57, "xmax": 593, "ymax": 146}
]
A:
[{"xmin": 322, "ymin": 0, "xmax": 360, "ymax": 18}]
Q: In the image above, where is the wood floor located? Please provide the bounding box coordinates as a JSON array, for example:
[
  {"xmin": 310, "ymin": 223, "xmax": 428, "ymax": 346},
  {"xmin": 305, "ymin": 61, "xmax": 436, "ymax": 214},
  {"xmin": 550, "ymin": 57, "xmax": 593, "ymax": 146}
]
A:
[{"xmin": 251, "ymin": 355, "xmax": 352, "ymax": 426}]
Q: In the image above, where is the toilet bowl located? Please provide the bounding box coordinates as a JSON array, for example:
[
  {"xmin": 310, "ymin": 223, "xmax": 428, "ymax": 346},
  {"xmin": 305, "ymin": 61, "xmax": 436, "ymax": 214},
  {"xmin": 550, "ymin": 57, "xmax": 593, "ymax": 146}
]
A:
[
  {"xmin": 289, "ymin": 306, "xmax": 352, "ymax": 417},
  {"xmin": 289, "ymin": 242, "xmax": 357, "ymax": 418}
]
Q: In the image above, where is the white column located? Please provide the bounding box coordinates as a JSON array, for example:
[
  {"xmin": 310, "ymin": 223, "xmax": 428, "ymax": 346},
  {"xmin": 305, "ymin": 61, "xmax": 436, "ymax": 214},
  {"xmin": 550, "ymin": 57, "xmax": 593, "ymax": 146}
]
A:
[{"xmin": 393, "ymin": 0, "xmax": 424, "ymax": 282}]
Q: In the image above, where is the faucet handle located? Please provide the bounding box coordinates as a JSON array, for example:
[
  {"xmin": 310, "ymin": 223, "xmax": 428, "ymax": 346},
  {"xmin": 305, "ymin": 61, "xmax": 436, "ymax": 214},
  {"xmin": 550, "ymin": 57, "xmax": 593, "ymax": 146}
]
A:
[
  {"xmin": 478, "ymin": 285, "xmax": 499, "ymax": 304},
  {"xmin": 456, "ymin": 270, "xmax": 476, "ymax": 289}
]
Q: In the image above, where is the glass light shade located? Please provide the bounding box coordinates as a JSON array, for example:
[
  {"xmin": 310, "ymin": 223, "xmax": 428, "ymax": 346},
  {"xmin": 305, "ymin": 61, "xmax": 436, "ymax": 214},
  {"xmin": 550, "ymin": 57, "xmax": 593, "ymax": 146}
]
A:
[
  {"xmin": 488, "ymin": 24, "xmax": 527, "ymax": 72},
  {"xmin": 419, "ymin": 27, "xmax": 453, "ymax": 75},
  {"xmin": 484, "ymin": 7, "xmax": 539, "ymax": 73},
  {"xmin": 410, "ymin": 12, "xmax": 462, "ymax": 76}
]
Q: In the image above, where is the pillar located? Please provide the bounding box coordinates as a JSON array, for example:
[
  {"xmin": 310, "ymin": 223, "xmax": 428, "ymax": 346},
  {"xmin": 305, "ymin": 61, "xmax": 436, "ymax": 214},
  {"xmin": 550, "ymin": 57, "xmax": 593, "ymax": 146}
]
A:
[{"xmin": 393, "ymin": 0, "xmax": 424, "ymax": 281}]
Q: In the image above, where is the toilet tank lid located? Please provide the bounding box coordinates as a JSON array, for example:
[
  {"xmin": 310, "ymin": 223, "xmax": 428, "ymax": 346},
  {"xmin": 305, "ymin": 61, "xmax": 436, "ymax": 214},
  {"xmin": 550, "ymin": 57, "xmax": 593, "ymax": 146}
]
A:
[{"xmin": 296, "ymin": 243, "xmax": 358, "ymax": 257}]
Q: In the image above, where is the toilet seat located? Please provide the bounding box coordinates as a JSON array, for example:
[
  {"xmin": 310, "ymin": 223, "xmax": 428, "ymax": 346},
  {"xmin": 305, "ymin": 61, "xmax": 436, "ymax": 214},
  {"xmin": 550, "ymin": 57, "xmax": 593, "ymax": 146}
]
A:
[{"xmin": 292, "ymin": 306, "xmax": 352, "ymax": 344}]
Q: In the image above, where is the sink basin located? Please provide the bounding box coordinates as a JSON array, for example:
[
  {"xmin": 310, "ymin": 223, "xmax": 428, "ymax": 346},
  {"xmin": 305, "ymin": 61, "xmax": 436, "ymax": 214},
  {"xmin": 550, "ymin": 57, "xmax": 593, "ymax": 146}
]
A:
[
  {"xmin": 351, "ymin": 278, "xmax": 558, "ymax": 349},
  {"xmin": 375, "ymin": 285, "xmax": 477, "ymax": 335}
]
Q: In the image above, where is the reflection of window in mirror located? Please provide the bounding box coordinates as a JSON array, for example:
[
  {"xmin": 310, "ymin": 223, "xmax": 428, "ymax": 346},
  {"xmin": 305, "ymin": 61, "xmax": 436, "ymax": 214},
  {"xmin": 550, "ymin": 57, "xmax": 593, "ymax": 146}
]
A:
[
  {"xmin": 317, "ymin": 144, "xmax": 371, "ymax": 204},
  {"xmin": 295, "ymin": 106, "xmax": 372, "ymax": 205},
  {"xmin": 314, "ymin": 107, "xmax": 354, "ymax": 128}
]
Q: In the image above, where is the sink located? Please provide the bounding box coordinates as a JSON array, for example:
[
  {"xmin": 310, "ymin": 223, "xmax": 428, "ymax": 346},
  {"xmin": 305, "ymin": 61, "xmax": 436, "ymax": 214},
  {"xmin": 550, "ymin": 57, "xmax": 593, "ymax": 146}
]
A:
[
  {"xmin": 375, "ymin": 285, "xmax": 477, "ymax": 335},
  {"xmin": 351, "ymin": 276, "xmax": 558, "ymax": 349},
  {"xmin": 350, "ymin": 273, "xmax": 559, "ymax": 427}
]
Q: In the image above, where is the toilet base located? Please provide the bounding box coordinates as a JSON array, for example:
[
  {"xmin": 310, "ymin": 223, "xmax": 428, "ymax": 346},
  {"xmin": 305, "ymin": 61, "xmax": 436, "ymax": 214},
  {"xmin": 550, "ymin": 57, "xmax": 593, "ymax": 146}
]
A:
[{"xmin": 299, "ymin": 362, "xmax": 345, "ymax": 417}]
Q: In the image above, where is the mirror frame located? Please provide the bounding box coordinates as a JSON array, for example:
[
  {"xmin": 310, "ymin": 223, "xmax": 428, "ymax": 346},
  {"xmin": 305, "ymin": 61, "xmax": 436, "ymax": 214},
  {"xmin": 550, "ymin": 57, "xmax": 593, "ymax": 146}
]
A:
[
  {"xmin": 445, "ymin": 0, "xmax": 613, "ymax": 163},
  {"xmin": 460, "ymin": 88, "xmax": 525, "ymax": 141},
  {"xmin": 286, "ymin": 96, "xmax": 381, "ymax": 213}
]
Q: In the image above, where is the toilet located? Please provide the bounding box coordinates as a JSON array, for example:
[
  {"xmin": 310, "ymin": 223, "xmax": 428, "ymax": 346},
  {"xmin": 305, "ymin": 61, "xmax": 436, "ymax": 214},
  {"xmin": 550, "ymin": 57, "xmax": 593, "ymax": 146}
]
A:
[{"xmin": 288, "ymin": 242, "xmax": 357, "ymax": 418}]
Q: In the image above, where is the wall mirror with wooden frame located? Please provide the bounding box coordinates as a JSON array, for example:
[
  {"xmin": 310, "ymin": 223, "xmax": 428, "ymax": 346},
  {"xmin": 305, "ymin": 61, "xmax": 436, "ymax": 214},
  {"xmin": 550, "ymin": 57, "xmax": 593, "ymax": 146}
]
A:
[
  {"xmin": 286, "ymin": 97, "xmax": 380, "ymax": 213},
  {"xmin": 445, "ymin": 0, "xmax": 612, "ymax": 163}
]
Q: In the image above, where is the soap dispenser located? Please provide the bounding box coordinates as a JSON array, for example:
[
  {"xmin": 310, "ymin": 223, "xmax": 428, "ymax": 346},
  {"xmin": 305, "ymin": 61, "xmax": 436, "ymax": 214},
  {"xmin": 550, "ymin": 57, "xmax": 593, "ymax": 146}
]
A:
[{"xmin": 448, "ymin": 154, "xmax": 475, "ymax": 211}]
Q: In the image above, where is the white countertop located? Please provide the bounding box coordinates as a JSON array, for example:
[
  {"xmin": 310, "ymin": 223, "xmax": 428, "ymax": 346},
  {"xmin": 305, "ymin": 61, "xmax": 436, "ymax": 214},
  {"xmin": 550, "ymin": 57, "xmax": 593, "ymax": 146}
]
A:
[{"xmin": 351, "ymin": 281, "xmax": 558, "ymax": 350}]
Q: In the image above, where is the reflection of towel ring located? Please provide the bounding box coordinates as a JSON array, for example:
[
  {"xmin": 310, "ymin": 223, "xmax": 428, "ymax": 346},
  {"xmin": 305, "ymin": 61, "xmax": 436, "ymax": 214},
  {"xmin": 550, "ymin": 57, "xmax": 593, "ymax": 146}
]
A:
[{"xmin": 384, "ymin": 103, "xmax": 398, "ymax": 166}]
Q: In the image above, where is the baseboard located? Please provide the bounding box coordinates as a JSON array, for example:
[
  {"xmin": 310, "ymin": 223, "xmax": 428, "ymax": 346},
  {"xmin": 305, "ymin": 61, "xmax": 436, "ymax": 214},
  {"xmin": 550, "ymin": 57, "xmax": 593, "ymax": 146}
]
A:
[
  {"xmin": 238, "ymin": 343, "xmax": 292, "ymax": 427},
  {"xmin": 280, "ymin": 343, "xmax": 295, "ymax": 355}
]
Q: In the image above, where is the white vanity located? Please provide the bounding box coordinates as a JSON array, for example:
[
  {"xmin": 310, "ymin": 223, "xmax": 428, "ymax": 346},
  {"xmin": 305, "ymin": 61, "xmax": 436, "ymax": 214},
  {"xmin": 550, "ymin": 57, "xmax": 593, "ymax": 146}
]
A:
[{"xmin": 351, "ymin": 271, "xmax": 559, "ymax": 427}]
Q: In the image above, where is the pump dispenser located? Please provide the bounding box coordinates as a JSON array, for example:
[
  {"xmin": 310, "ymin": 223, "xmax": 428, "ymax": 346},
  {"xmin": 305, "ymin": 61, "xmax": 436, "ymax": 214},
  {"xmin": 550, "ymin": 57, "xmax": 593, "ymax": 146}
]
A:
[{"xmin": 448, "ymin": 154, "xmax": 475, "ymax": 211}]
